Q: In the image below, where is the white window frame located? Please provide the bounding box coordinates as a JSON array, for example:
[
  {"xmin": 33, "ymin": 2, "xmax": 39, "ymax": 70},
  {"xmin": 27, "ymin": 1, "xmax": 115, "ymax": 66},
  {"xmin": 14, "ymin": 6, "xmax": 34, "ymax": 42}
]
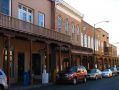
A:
[
  {"xmin": 38, "ymin": 12, "xmax": 45, "ymax": 27},
  {"xmin": 9, "ymin": 0, "xmax": 11, "ymax": 16},
  {"xmin": 57, "ymin": 16, "xmax": 62, "ymax": 32},
  {"xmin": 81, "ymin": 33, "xmax": 83, "ymax": 46},
  {"xmin": 18, "ymin": 4, "xmax": 33, "ymax": 23},
  {"xmin": 71, "ymin": 22, "xmax": 75, "ymax": 33},
  {"xmin": 76, "ymin": 25, "xmax": 80, "ymax": 35},
  {"xmin": 88, "ymin": 36, "xmax": 90, "ymax": 48},
  {"xmin": 65, "ymin": 18, "xmax": 68, "ymax": 32}
]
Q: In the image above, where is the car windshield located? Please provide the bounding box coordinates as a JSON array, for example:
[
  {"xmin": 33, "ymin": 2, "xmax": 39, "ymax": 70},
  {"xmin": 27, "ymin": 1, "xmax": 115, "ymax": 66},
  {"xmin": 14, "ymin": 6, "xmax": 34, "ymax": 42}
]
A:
[
  {"xmin": 110, "ymin": 67, "xmax": 117, "ymax": 71},
  {"xmin": 90, "ymin": 69, "xmax": 97, "ymax": 73},
  {"xmin": 70, "ymin": 66, "xmax": 77, "ymax": 72},
  {"xmin": 62, "ymin": 66, "xmax": 77, "ymax": 73},
  {"xmin": 103, "ymin": 69, "xmax": 109, "ymax": 72}
]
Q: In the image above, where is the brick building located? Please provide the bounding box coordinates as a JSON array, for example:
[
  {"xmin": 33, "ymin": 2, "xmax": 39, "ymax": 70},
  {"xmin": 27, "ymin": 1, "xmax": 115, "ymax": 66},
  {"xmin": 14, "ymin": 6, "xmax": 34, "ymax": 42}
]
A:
[{"xmin": 0, "ymin": 0, "xmax": 118, "ymax": 85}]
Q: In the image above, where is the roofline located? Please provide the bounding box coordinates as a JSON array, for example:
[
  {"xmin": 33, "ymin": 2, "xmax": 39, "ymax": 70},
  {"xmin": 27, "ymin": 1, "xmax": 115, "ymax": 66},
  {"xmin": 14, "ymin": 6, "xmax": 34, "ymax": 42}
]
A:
[{"xmin": 56, "ymin": 0, "xmax": 84, "ymax": 19}]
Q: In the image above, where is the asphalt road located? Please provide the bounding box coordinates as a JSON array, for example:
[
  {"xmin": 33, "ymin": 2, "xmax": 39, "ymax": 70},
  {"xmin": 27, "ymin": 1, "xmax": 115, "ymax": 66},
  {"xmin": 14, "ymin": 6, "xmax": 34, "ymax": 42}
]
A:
[{"xmin": 29, "ymin": 76, "xmax": 119, "ymax": 90}]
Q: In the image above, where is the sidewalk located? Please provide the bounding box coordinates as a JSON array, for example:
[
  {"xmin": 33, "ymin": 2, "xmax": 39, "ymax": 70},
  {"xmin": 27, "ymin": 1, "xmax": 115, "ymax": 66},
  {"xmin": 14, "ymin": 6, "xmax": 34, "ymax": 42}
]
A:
[{"xmin": 9, "ymin": 83, "xmax": 53, "ymax": 90}]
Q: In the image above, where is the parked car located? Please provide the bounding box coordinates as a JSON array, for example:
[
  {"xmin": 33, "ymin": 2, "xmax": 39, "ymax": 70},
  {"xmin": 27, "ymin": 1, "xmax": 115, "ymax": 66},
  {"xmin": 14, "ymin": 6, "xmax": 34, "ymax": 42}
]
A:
[
  {"xmin": 102, "ymin": 69, "xmax": 112, "ymax": 77},
  {"xmin": 87, "ymin": 68, "xmax": 102, "ymax": 80},
  {"xmin": 56, "ymin": 65, "xmax": 87, "ymax": 85},
  {"xmin": 110, "ymin": 67, "xmax": 118, "ymax": 76},
  {"xmin": 116, "ymin": 67, "xmax": 119, "ymax": 75},
  {"xmin": 0, "ymin": 69, "xmax": 8, "ymax": 90}
]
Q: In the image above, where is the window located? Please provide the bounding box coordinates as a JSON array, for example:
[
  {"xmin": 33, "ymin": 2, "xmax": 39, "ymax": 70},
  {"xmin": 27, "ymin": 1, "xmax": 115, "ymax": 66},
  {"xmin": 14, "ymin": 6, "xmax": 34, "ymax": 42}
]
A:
[
  {"xmin": 76, "ymin": 25, "xmax": 80, "ymax": 35},
  {"xmin": 81, "ymin": 33, "xmax": 83, "ymax": 46},
  {"xmin": 71, "ymin": 22, "xmax": 75, "ymax": 33},
  {"xmin": 65, "ymin": 18, "xmax": 68, "ymax": 32},
  {"xmin": 57, "ymin": 16, "xmax": 62, "ymax": 32},
  {"xmin": 38, "ymin": 13, "xmax": 45, "ymax": 27},
  {"xmin": 84, "ymin": 34, "xmax": 87, "ymax": 47},
  {"xmin": 3, "ymin": 49, "xmax": 14, "ymax": 77},
  {"xmin": 76, "ymin": 25, "xmax": 80, "ymax": 41},
  {"xmin": 1, "ymin": 0, "xmax": 11, "ymax": 15},
  {"xmin": 91, "ymin": 37, "xmax": 94, "ymax": 49},
  {"xmin": 18, "ymin": 4, "xmax": 33, "ymax": 23},
  {"xmin": 88, "ymin": 36, "xmax": 90, "ymax": 48},
  {"xmin": 0, "ymin": 71, "xmax": 2, "ymax": 75}
]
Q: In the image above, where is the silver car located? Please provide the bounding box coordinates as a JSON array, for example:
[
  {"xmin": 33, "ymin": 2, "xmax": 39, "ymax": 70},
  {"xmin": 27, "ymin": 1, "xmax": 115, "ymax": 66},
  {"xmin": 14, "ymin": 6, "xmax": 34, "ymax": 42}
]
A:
[
  {"xmin": 87, "ymin": 69, "xmax": 102, "ymax": 80},
  {"xmin": 102, "ymin": 69, "xmax": 112, "ymax": 77},
  {"xmin": 0, "ymin": 69, "xmax": 8, "ymax": 90}
]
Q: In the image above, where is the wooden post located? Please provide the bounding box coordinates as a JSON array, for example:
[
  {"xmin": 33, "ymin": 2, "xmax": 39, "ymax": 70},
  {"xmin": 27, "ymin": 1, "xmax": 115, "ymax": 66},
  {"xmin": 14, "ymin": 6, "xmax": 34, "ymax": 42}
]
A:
[
  {"xmin": 7, "ymin": 36, "xmax": 10, "ymax": 86},
  {"xmin": 46, "ymin": 43, "xmax": 49, "ymax": 73},
  {"xmin": 30, "ymin": 40, "xmax": 33, "ymax": 84},
  {"xmin": 59, "ymin": 45, "xmax": 61, "ymax": 71},
  {"xmin": 68, "ymin": 46, "xmax": 71, "ymax": 67}
]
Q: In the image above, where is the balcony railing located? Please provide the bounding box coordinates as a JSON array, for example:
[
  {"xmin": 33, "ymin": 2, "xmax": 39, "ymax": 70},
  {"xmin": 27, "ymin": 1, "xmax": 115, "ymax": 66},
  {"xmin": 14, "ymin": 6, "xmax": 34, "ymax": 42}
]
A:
[{"xmin": 0, "ymin": 13, "xmax": 71, "ymax": 43}]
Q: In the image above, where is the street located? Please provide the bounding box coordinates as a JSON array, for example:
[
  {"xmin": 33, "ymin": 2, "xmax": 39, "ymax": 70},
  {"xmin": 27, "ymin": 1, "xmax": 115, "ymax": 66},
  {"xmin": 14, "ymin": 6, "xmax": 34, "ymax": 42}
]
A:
[{"xmin": 29, "ymin": 76, "xmax": 119, "ymax": 90}]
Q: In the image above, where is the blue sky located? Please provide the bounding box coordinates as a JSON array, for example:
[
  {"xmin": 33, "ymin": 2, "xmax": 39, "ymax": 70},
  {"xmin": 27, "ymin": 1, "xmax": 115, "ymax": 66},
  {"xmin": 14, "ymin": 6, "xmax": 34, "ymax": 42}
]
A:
[{"xmin": 64, "ymin": 0, "xmax": 119, "ymax": 55}]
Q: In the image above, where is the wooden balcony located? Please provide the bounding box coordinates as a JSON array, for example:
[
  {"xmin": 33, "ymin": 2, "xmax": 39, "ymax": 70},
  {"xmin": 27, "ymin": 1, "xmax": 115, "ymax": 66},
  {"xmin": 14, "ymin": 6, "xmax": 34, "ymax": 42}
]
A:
[{"xmin": 0, "ymin": 13, "xmax": 71, "ymax": 43}]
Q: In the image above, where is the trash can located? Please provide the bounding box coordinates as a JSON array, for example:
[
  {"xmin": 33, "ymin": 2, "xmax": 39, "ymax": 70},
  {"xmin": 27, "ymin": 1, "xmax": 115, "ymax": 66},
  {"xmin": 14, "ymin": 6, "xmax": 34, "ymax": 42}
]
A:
[{"xmin": 24, "ymin": 72, "xmax": 30, "ymax": 86}]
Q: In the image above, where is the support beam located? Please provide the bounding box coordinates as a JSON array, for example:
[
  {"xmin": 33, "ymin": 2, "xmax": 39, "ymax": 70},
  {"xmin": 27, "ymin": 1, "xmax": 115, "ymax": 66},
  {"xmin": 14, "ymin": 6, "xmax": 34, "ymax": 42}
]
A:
[
  {"xmin": 46, "ymin": 43, "xmax": 50, "ymax": 73},
  {"xmin": 59, "ymin": 45, "xmax": 61, "ymax": 71},
  {"xmin": 7, "ymin": 36, "xmax": 10, "ymax": 86},
  {"xmin": 68, "ymin": 46, "xmax": 71, "ymax": 67},
  {"xmin": 30, "ymin": 40, "xmax": 33, "ymax": 84}
]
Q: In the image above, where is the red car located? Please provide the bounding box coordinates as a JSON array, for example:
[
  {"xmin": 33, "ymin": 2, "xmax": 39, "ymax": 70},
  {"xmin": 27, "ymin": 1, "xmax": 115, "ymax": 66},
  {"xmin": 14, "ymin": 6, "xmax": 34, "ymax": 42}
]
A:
[{"xmin": 56, "ymin": 65, "xmax": 87, "ymax": 85}]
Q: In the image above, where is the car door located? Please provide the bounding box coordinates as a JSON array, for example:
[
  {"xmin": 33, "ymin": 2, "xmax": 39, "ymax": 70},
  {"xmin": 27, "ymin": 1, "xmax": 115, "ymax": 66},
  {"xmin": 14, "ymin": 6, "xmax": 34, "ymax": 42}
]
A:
[
  {"xmin": 77, "ymin": 69, "xmax": 84, "ymax": 80},
  {"xmin": 98, "ymin": 70, "xmax": 102, "ymax": 78}
]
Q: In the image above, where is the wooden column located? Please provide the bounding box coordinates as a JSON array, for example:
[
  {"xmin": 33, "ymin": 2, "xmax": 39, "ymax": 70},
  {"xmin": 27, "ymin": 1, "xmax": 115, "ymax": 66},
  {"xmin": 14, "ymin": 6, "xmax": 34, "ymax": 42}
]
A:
[
  {"xmin": 80, "ymin": 54, "xmax": 83, "ymax": 65},
  {"xmin": 7, "ymin": 36, "xmax": 10, "ymax": 85},
  {"xmin": 30, "ymin": 40, "xmax": 33, "ymax": 84},
  {"xmin": 68, "ymin": 46, "xmax": 71, "ymax": 67},
  {"xmin": 59, "ymin": 45, "xmax": 61, "ymax": 71},
  {"xmin": 46, "ymin": 43, "xmax": 50, "ymax": 73}
]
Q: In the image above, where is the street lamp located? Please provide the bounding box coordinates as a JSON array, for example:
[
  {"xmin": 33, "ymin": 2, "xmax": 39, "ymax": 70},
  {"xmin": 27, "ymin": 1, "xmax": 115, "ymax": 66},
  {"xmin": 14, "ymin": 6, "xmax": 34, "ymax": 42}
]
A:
[{"xmin": 93, "ymin": 20, "xmax": 109, "ymax": 68}]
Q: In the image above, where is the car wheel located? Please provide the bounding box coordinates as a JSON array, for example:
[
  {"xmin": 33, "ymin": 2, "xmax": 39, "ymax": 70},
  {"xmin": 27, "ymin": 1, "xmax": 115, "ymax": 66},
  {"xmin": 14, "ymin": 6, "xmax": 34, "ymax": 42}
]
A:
[
  {"xmin": 95, "ymin": 76, "xmax": 98, "ymax": 80},
  {"xmin": 73, "ymin": 78, "xmax": 77, "ymax": 85},
  {"xmin": 112, "ymin": 73, "xmax": 115, "ymax": 76},
  {"xmin": 0, "ymin": 86, "xmax": 4, "ymax": 90},
  {"xmin": 100, "ymin": 76, "xmax": 102, "ymax": 79},
  {"xmin": 83, "ymin": 77, "xmax": 87, "ymax": 83}
]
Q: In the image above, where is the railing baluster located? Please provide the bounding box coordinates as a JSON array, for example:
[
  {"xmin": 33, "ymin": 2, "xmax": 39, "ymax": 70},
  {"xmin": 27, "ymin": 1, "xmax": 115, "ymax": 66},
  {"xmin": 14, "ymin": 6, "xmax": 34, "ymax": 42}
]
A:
[{"xmin": 0, "ymin": 13, "xmax": 71, "ymax": 43}]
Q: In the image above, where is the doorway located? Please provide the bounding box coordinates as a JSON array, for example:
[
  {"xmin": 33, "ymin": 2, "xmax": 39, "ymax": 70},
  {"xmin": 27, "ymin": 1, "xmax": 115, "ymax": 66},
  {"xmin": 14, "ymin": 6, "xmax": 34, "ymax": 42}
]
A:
[
  {"xmin": 32, "ymin": 53, "xmax": 41, "ymax": 83},
  {"xmin": 18, "ymin": 53, "xmax": 24, "ymax": 84}
]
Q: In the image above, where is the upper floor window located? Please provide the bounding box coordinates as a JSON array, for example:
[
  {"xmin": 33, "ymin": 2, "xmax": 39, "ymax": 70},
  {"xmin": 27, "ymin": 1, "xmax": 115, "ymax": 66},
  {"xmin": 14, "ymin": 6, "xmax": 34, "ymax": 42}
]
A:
[
  {"xmin": 38, "ymin": 12, "xmax": 45, "ymax": 27},
  {"xmin": 88, "ymin": 36, "xmax": 90, "ymax": 48},
  {"xmin": 1, "ymin": 0, "xmax": 11, "ymax": 15},
  {"xmin": 91, "ymin": 37, "xmax": 94, "ymax": 49},
  {"xmin": 65, "ymin": 18, "xmax": 68, "ymax": 32},
  {"xmin": 18, "ymin": 4, "xmax": 33, "ymax": 23},
  {"xmin": 76, "ymin": 25, "xmax": 80, "ymax": 35},
  {"xmin": 57, "ymin": 16, "xmax": 62, "ymax": 32},
  {"xmin": 71, "ymin": 22, "xmax": 75, "ymax": 33},
  {"xmin": 81, "ymin": 33, "xmax": 83, "ymax": 46},
  {"xmin": 84, "ymin": 34, "xmax": 87, "ymax": 47}
]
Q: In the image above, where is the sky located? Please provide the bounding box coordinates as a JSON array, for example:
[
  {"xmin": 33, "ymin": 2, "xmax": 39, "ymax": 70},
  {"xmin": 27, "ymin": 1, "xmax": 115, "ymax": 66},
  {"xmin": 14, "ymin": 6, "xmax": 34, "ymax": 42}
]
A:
[{"xmin": 64, "ymin": 0, "xmax": 119, "ymax": 55}]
